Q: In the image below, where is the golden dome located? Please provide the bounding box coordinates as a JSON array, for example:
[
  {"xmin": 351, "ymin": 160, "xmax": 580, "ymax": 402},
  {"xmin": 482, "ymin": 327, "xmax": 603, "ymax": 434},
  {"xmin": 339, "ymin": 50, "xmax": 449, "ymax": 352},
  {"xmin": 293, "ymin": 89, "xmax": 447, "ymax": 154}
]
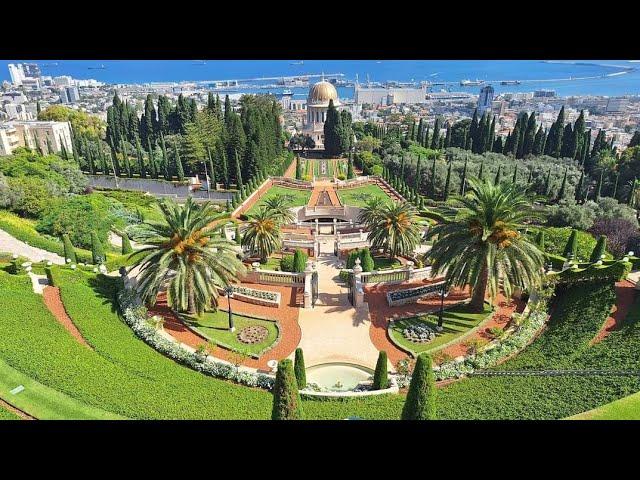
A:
[{"xmin": 307, "ymin": 80, "xmax": 340, "ymax": 106}]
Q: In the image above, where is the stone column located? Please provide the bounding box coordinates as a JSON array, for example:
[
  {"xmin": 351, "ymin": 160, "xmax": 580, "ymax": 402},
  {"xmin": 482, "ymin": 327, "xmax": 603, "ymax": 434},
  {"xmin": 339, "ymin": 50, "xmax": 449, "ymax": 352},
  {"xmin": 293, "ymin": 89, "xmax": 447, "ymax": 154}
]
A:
[
  {"xmin": 353, "ymin": 258, "xmax": 364, "ymax": 307},
  {"xmin": 333, "ymin": 218, "xmax": 337, "ymax": 235},
  {"xmin": 303, "ymin": 260, "xmax": 314, "ymax": 309},
  {"xmin": 315, "ymin": 218, "xmax": 319, "ymax": 235}
]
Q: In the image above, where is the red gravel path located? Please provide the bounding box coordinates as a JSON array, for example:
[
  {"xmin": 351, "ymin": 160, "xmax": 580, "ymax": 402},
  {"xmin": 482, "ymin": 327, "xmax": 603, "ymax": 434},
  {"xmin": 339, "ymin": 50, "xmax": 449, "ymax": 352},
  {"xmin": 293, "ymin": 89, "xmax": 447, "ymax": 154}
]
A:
[
  {"xmin": 42, "ymin": 286, "xmax": 92, "ymax": 349},
  {"xmin": 148, "ymin": 282, "xmax": 302, "ymax": 371},
  {"xmin": 591, "ymin": 280, "xmax": 636, "ymax": 345}
]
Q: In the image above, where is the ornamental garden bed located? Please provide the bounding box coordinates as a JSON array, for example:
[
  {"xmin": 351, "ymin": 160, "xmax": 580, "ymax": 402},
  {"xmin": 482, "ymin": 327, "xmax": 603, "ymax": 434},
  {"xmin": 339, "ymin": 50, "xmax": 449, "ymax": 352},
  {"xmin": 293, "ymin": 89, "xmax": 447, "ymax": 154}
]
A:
[
  {"xmin": 180, "ymin": 310, "xmax": 279, "ymax": 357},
  {"xmin": 388, "ymin": 303, "xmax": 493, "ymax": 356},
  {"xmin": 387, "ymin": 281, "xmax": 446, "ymax": 306},
  {"xmin": 220, "ymin": 285, "xmax": 281, "ymax": 307}
]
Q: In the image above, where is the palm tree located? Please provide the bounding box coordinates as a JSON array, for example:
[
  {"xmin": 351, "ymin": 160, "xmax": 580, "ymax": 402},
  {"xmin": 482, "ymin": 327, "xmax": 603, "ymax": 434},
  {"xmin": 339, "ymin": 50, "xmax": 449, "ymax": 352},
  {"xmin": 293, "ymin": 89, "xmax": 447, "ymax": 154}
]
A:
[
  {"xmin": 241, "ymin": 206, "xmax": 282, "ymax": 263},
  {"xmin": 131, "ymin": 198, "xmax": 246, "ymax": 315},
  {"xmin": 362, "ymin": 201, "xmax": 422, "ymax": 259},
  {"xmin": 426, "ymin": 178, "xmax": 545, "ymax": 312},
  {"xmin": 357, "ymin": 196, "xmax": 386, "ymax": 226},
  {"xmin": 263, "ymin": 194, "xmax": 295, "ymax": 224}
]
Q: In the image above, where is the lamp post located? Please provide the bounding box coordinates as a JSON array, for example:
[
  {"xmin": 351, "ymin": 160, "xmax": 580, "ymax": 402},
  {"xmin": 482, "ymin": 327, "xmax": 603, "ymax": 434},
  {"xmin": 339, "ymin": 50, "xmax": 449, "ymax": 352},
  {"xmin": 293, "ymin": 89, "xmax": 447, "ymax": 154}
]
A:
[
  {"xmin": 224, "ymin": 285, "xmax": 235, "ymax": 332},
  {"xmin": 437, "ymin": 281, "xmax": 449, "ymax": 331}
]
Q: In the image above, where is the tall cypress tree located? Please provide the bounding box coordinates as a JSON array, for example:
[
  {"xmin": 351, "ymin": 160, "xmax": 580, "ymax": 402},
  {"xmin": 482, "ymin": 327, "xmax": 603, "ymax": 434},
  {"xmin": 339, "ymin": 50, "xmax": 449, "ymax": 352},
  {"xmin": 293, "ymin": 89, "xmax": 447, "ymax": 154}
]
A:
[
  {"xmin": 174, "ymin": 141, "xmax": 185, "ymax": 181},
  {"xmin": 532, "ymin": 125, "xmax": 545, "ymax": 155},
  {"xmin": 415, "ymin": 155, "xmax": 422, "ymax": 191},
  {"xmin": 557, "ymin": 167, "xmax": 568, "ymax": 201},
  {"xmin": 444, "ymin": 123, "xmax": 452, "ymax": 148},
  {"xmin": 522, "ymin": 112, "xmax": 537, "ymax": 156},
  {"xmin": 478, "ymin": 160, "xmax": 485, "ymax": 181},
  {"xmin": 234, "ymin": 151, "xmax": 243, "ymax": 189},
  {"xmin": 544, "ymin": 168, "xmax": 552, "ymax": 197},
  {"xmin": 459, "ymin": 156, "xmax": 468, "ymax": 195},
  {"xmin": 429, "ymin": 155, "xmax": 436, "ymax": 198},
  {"xmin": 512, "ymin": 163, "xmax": 518, "ymax": 184},
  {"xmin": 323, "ymin": 99, "xmax": 343, "ymax": 157},
  {"xmin": 443, "ymin": 160, "xmax": 452, "ymax": 200},
  {"xmin": 206, "ymin": 146, "xmax": 216, "ymax": 190},
  {"xmin": 575, "ymin": 171, "xmax": 584, "ymax": 202},
  {"xmin": 120, "ymin": 135, "xmax": 132, "ymax": 177},
  {"xmin": 595, "ymin": 169, "xmax": 603, "ymax": 201},
  {"xmin": 553, "ymin": 106, "xmax": 565, "ymax": 158},
  {"xmin": 136, "ymin": 136, "xmax": 146, "ymax": 179},
  {"xmin": 430, "ymin": 117, "xmax": 441, "ymax": 150}
]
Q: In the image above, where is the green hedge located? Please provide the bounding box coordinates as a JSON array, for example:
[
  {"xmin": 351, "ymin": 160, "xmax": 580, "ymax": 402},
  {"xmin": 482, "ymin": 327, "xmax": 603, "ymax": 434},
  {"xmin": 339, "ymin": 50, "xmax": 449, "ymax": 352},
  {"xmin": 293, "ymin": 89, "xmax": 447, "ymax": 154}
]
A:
[{"xmin": 0, "ymin": 210, "xmax": 118, "ymax": 265}]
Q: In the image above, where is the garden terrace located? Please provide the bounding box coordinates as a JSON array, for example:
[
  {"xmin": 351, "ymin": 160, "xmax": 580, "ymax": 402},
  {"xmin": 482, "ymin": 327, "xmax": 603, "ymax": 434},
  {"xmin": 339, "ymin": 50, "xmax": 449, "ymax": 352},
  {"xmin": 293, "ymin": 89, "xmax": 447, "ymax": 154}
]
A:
[
  {"xmin": 245, "ymin": 184, "xmax": 311, "ymax": 216},
  {"xmin": 180, "ymin": 310, "xmax": 279, "ymax": 357},
  {"xmin": 336, "ymin": 183, "xmax": 394, "ymax": 208},
  {"xmin": 388, "ymin": 302, "xmax": 494, "ymax": 356}
]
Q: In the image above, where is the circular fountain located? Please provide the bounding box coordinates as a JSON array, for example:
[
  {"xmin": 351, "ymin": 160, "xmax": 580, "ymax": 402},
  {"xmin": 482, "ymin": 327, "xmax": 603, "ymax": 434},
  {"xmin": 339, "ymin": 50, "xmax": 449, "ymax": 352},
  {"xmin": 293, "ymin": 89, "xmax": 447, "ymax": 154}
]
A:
[{"xmin": 305, "ymin": 362, "xmax": 374, "ymax": 392}]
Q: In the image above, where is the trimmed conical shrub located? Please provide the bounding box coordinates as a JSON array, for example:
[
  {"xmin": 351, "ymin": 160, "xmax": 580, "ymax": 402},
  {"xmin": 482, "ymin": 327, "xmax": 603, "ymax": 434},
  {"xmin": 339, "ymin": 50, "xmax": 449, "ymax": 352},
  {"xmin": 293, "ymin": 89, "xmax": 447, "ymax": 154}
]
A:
[
  {"xmin": 360, "ymin": 248, "xmax": 375, "ymax": 273},
  {"xmin": 61, "ymin": 234, "xmax": 77, "ymax": 263},
  {"xmin": 590, "ymin": 235, "xmax": 607, "ymax": 263},
  {"xmin": 563, "ymin": 229, "xmax": 578, "ymax": 260},
  {"xmin": 271, "ymin": 359, "xmax": 302, "ymax": 420},
  {"xmin": 372, "ymin": 351, "xmax": 389, "ymax": 390},
  {"xmin": 294, "ymin": 348, "xmax": 306, "ymax": 389},
  {"xmin": 91, "ymin": 232, "xmax": 105, "ymax": 265},
  {"xmin": 535, "ymin": 230, "xmax": 545, "ymax": 251},
  {"xmin": 401, "ymin": 353, "xmax": 436, "ymax": 420},
  {"xmin": 293, "ymin": 249, "xmax": 308, "ymax": 273},
  {"xmin": 121, "ymin": 233, "xmax": 134, "ymax": 255}
]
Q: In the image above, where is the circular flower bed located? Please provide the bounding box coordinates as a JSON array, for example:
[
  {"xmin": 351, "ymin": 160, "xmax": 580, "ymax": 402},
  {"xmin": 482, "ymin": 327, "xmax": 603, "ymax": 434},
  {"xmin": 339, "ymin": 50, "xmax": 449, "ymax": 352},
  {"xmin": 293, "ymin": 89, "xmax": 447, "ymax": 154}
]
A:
[
  {"xmin": 237, "ymin": 325, "xmax": 269, "ymax": 344},
  {"xmin": 402, "ymin": 323, "xmax": 436, "ymax": 343}
]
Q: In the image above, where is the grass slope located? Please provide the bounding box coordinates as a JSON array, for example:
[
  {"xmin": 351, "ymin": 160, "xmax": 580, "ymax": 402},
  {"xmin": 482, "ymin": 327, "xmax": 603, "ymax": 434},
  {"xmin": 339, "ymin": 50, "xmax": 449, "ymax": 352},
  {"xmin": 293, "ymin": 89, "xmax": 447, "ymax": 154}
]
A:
[
  {"xmin": 0, "ymin": 356, "xmax": 122, "ymax": 420},
  {"xmin": 246, "ymin": 185, "xmax": 310, "ymax": 214},
  {"xmin": 337, "ymin": 184, "xmax": 391, "ymax": 207}
]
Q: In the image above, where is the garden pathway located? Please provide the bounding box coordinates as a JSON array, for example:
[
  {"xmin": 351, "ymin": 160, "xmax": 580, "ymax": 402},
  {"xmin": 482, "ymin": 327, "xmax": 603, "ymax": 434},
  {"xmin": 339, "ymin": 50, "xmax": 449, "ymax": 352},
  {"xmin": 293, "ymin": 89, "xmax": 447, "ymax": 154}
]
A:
[
  {"xmin": 42, "ymin": 286, "xmax": 93, "ymax": 349},
  {"xmin": 592, "ymin": 279, "xmax": 636, "ymax": 344},
  {"xmin": 297, "ymin": 243, "xmax": 382, "ymax": 370},
  {"xmin": 0, "ymin": 228, "xmax": 65, "ymax": 264}
]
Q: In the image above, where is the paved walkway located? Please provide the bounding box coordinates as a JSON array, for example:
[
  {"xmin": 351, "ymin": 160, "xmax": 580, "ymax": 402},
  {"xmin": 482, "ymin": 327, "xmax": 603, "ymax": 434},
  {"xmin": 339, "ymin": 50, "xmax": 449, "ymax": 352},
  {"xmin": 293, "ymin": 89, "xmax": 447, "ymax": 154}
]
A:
[
  {"xmin": 0, "ymin": 228, "xmax": 65, "ymax": 264},
  {"xmin": 297, "ymin": 242, "xmax": 381, "ymax": 370}
]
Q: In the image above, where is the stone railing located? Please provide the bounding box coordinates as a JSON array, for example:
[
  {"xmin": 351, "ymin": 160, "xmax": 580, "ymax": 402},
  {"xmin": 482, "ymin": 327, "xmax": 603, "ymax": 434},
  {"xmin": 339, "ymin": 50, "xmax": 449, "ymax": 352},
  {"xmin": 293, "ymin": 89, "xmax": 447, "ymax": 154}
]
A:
[
  {"xmin": 304, "ymin": 205, "xmax": 347, "ymax": 217},
  {"xmin": 271, "ymin": 176, "xmax": 313, "ymax": 189},
  {"xmin": 386, "ymin": 280, "xmax": 445, "ymax": 307},
  {"xmin": 335, "ymin": 176, "xmax": 375, "ymax": 189},
  {"xmin": 241, "ymin": 261, "xmax": 316, "ymax": 308},
  {"xmin": 360, "ymin": 266, "xmax": 431, "ymax": 285},
  {"xmin": 217, "ymin": 285, "xmax": 281, "ymax": 307}
]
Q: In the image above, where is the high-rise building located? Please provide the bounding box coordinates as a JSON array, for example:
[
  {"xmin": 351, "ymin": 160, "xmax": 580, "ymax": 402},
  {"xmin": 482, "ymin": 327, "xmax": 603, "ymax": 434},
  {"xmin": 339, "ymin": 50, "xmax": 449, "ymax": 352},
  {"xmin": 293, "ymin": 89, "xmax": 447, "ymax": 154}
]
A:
[
  {"xmin": 23, "ymin": 63, "xmax": 41, "ymax": 78},
  {"xmin": 59, "ymin": 86, "xmax": 80, "ymax": 104},
  {"xmin": 8, "ymin": 64, "xmax": 25, "ymax": 86},
  {"xmin": 477, "ymin": 85, "xmax": 494, "ymax": 114}
]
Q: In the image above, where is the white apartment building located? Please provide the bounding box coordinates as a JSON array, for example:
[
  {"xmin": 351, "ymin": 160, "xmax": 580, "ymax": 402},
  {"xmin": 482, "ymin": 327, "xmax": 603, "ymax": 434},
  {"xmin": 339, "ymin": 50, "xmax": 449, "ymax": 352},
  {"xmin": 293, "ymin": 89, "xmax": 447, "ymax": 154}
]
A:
[
  {"xmin": 8, "ymin": 64, "xmax": 25, "ymax": 86},
  {"xmin": 0, "ymin": 121, "xmax": 73, "ymax": 156}
]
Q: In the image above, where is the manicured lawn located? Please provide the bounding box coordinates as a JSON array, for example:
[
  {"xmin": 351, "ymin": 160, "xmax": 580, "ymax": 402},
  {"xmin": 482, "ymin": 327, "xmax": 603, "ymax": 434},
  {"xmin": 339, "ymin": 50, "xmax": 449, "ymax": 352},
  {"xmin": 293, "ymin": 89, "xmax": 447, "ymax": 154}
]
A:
[
  {"xmin": 261, "ymin": 255, "xmax": 283, "ymax": 271},
  {"xmin": 0, "ymin": 407, "xmax": 20, "ymax": 420},
  {"xmin": 337, "ymin": 184, "xmax": 391, "ymax": 207},
  {"xmin": 569, "ymin": 390, "xmax": 640, "ymax": 420},
  {"xmin": 246, "ymin": 185, "xmax": 310, "ymax": 215},
  {"xmin": 389, "ymin": 303, "xmax": 493, "ymax": 355},
  {"xmin": 0, "ymin": 356, "xmax": 122, "ymax": 420},
  {"xmin": 181, "ymin": 310, "xmax": 279, "ymax": 356}
]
